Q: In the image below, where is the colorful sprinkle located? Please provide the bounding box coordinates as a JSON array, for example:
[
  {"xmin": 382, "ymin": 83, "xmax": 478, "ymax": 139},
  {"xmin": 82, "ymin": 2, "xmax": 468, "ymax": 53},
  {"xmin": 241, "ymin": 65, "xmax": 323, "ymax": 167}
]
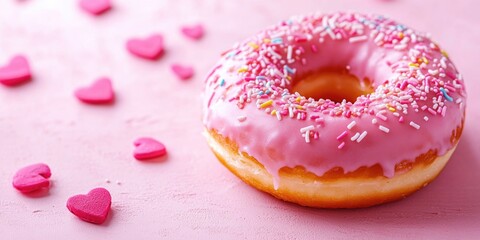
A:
[
  {"xmin": 337, "ymin": 130, "xmax": 348, "ymax": 140},
  {"xmin": 237, "ymin": 116, "xmax": 247, "ymax": 122},
  {"xmin": 356, "ymin": 131, "xmax": 368, "ymax": 143},
  {"xmin": 409, "ymin": 121, "xmax": 420, "ymax": 130},
  {"xmin": 259, "ymin": 100, "xmax": 273, "ymax": 108},
  {"xmin": 351, "ymin": 132, "xmax": 360, "ymax": 141},
  {"xmin": 439, "ymin": 87, "xmax": 453, "ymax": 102},
  {"xmin": 349, "ymin": 35, "xmax": 368, "ymax": 43},
  {"xmin": 347, "ymin": 121, "xmax": 357, "ymax": 130},
  {"xmin": 300, "ymin": 125, "xmax": 315, "ymax": 133},
  {"xmin": 378, "ymin": 125, "xmax": 390, "ymax": 133}
]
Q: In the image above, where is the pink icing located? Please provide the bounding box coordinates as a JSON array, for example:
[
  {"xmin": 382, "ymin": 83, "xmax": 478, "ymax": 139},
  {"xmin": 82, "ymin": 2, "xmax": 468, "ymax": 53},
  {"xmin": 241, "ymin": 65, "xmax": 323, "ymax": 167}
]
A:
[{"xmin": 203, "ymin": 12, "xmax": 467, "ymax": 187}]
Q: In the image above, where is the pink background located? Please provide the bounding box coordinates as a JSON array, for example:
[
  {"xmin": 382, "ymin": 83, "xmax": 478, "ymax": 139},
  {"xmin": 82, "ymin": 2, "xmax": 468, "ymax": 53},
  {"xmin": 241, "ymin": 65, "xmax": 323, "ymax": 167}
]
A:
[{"xmin": 1, "ymin": 0, "xmax": 479, "ymax": 239}]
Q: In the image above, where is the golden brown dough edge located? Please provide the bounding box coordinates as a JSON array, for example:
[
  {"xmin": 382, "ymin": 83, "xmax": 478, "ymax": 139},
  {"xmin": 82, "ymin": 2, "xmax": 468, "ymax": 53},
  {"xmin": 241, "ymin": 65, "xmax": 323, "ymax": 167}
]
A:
[{"xmin": 204, "ymin": 129, "xmax": 459, "ymax": 208}]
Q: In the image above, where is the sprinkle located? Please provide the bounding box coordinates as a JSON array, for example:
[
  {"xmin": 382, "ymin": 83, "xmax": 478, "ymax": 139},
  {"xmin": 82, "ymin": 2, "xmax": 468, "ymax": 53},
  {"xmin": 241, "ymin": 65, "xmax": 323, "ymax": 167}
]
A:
[
  {"xmin": 304, "ymin": 130, "xmax": 311, "ymax": 143},
  {"xmin": 284, "ymin": 65, "xmax": 296, "ymax": 74},
  {"xmin": 378, "ymin": 125, "xmax": 390, "ymax": 133},
  {"xmin": 259, "ymin": 100, "xmax": 273, "ymax": 108},
  {"xmin": 374, "ymin": 32, "xmax": 385, "ymax": 43},
  {"xmin": 300, "ymin": 125, "xmax": 315, "ymax": 133},
  {"xmin": 349, "ymin": 35, "xmax": 368, "ymax": 43},
  {"xmin": 237, "ymin": 67, "xmax": 248, "ymax": 73},
  {"xmin": 219, "ymin": 79, "xmax": 225, "ymax": 86},
  {"xmin": 428, "ymin": 69, "xmax": 439, "ymax": 75},
  {"xmin": 439, "ymin": 87, "xmax": 453, "ymax": 102},
  {"xmin": 346, "ymin": 121, "xmax": 356, "ymax": 130},
  {"xmin": 427, "ymin": 108, "xmax": 437, "ymax": 115},
  {"xmin": 356, "ymin": 131, "xmax": 368, "ymax": 143},
  {"xmin": 288, "ymin": 107, "xmax": 294, "ymax": 118},
  {"xmin": 351, "ymin": 132, "xmax": 360, "ymax": 141},
  {"xmin": 287, "ymin": 46, "xmax": 293, "ymax": 60},
  {"xmin": 394, "ymin": 44, "xmax": 407, "ymax": 50},
  {"xmin": 271, "ymin": 37, "xmax": 283, "ymax": 44},
  {"xmin": 337, "ymin": 130, "xmax": 348, "ymax": 140},
  {"xmin": 409, "ymin": 121, "xmax": 420, "ymax": 130},
  {"xmin": 372, "ymin": 118, "xmax": 378, "ymax": 124},
  {"xmin": 441, "ymin": 106, "xmax": 447, "ymax": 117},
  {"xmin": 375, "ymin": 112, "xmax": 387, "ymax": 121},
  {"xmin": 268, "ymin": 48, "xmax": 281, "ymax": 59},
  {"xmin": 237, "ymin": 116, "xmax": 247, "ymax": 122},
  {"xmin": 338, "ymin": 142, "xmax": 345, "ymax": 149},
  {"xmin": 441, "ymin": 50, "xmax": 449, "ymax": 57},
  {"xmin": 276, "ymin": 111, "xmax": 282, "ymax": 120},
  {"xmin": 424, "ymin": 116, "xmax": 429, "ymax": 121},
  {"xmin": 248, "ymin": 42, "xmax": 259, "ymax": 50}
]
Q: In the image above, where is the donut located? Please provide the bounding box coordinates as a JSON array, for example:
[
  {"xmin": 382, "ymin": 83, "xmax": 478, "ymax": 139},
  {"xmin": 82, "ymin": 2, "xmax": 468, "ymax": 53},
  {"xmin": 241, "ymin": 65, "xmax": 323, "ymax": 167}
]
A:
[{"xmin": 203, "ymin": 12, "xmax": 466, "ymax": 208}]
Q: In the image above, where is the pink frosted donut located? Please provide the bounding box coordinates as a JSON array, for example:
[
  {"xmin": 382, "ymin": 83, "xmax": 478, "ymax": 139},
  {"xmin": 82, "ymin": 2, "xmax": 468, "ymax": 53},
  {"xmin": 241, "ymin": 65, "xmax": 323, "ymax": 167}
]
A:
[{"xmin": 203, "ymin": 12, "xmax": 466, "ymax": 208}]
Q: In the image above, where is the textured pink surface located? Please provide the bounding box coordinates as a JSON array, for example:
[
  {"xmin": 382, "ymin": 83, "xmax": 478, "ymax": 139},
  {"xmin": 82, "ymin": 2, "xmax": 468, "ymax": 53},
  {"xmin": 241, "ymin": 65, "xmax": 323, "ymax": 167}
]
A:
[{"xmin": 0, "ymin": 0, "xmax": 479, "ymax": 239}]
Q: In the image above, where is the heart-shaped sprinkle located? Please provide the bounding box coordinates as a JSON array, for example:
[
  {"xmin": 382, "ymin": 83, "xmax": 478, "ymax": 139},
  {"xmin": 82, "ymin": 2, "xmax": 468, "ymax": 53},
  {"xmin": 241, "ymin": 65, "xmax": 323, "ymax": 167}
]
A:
[
  {"xmin": 171, "ymin": 64, "xmax": 194, "ymax": 80},
  {"xmin": 126, "ymin": 34, "xmax": 164, "ymax": 60},
  {"xmin": 181, "ymin": 24, "xmax": 204, "ymax": 40},
  {"xmin": 12, "ymin": 163, "xmax": 51, "ymax": 193},
  {"xmin": 133, "ymin": 137, "xmax": 167, "ymax": 160},
  {"xmin": 0, "ymin": 55, "xmax": 32, "ymax": 86},
  {"xmin": 79, "ymin": 0, "xmax": 111, "ymax": 16},
  {"xmin": 75, "ymin": 77, "xmax": 115, "ymax": 104},
  {"xmin": 67, "ymin": 188, "xmax": 112, "ymax": 224}
]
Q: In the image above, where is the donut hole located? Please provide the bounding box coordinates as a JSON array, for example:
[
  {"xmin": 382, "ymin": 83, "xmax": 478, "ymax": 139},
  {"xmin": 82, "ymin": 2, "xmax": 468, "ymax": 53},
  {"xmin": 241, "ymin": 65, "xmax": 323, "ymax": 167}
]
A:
[{"xmin": 291, "ymin": 68, "xmax": 374, "ymax": 103}]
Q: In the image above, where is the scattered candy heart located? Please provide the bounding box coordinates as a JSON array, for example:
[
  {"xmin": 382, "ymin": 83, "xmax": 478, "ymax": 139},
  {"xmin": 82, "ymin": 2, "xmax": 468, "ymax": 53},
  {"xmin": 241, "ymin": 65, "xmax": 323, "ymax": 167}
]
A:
[
  {"xmin": 79, "ymin": 0, "xmax": 111, "ymax": 16},
  {"xmin": 75, "ymin": 77, "xmax": 115, "ymax": 104},
  {"xmin": 181, "ymin": 24, "xmax": 204, "ymax": 40},
  {"xmin": 126, "ymin": 34, "xmax": 165, "ymax": 60},
  {"xmin": 171, "ymin": 64, "xmax": 194, "ymax": 80},
  {"xmin": 67, "ymin": 188, "xmax": 112, "ymax": 224},
  {"xmin": 133, "ymin": 137, "xmax": 167, "ymax": 160},
  {"xmin": 12, "ymin": 163, "xmax": 51, "ymax": 193},
  {"xmin": 0, "ymin": 55, "xmax": 32, "ymax": 86}
]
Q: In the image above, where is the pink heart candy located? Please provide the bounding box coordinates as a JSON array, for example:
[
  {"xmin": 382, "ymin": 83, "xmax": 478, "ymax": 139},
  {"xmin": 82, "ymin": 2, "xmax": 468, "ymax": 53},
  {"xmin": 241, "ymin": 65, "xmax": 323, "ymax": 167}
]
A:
[
  {"xmin": 67, "ymin": 188, "xmax": 111, "ymax": 224},
  {"xmin": 181, "ymin": 24, "xmax": 204, "ymax": 40},
  {"xmin": 126, "ymin": 34, "xmax": 164, "ymax": 60},
  {"xmin": 133, "ymin": 137, "xmax": 167, "ymax": 160},
  {"xmin": 75, "ymin": 77, "xmax": 115, "ymax": 104},
  {"xmin": 0, "ymin": 55, "xmax": 32, "ymax": 86},
  {"xmin": 171, "ymin": 64, "xmax": 194, "ymax": 80},
  {"xmin": 79, "ymin": 0, "xmax": 111, "ymax": 16},
  {"xmin": 12, "ymin": 163, "xmax": 51, "ymax": 193}
]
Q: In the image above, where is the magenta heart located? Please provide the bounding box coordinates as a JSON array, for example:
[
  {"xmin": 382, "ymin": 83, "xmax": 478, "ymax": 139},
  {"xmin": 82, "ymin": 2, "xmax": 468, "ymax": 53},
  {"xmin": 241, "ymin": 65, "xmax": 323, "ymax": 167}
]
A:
[
  {"xmin": 67, "ymin": 188, "xmax": 111, "ymax": 224},
  {"xmin": 0, "ymin": 55, "xmax": 32, "ymax": 86},
  {"xmin": 79, "ymin": 0, "xmax": 111, "ymax": 16},
  {"xmin": 75, "ymin": 77, "xmax": 114, "ymax": 104},
  {"xmin": 126, "ymin": 34, "xmax": 164, "ymax": 60},
  {"xmin": 12, "ymin": 163, "xmax": 51, "ymax": 193},
  {"xmin": 133, "ymin": 137, "xmax": 167, "ymax": 160},
  {"xmin": 171, "ymin": 64, "xmax": 194, "ymax": 80},
  {"xmin": 181, "ymin": 24, "xmax": 204, "ymax": 40}
]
